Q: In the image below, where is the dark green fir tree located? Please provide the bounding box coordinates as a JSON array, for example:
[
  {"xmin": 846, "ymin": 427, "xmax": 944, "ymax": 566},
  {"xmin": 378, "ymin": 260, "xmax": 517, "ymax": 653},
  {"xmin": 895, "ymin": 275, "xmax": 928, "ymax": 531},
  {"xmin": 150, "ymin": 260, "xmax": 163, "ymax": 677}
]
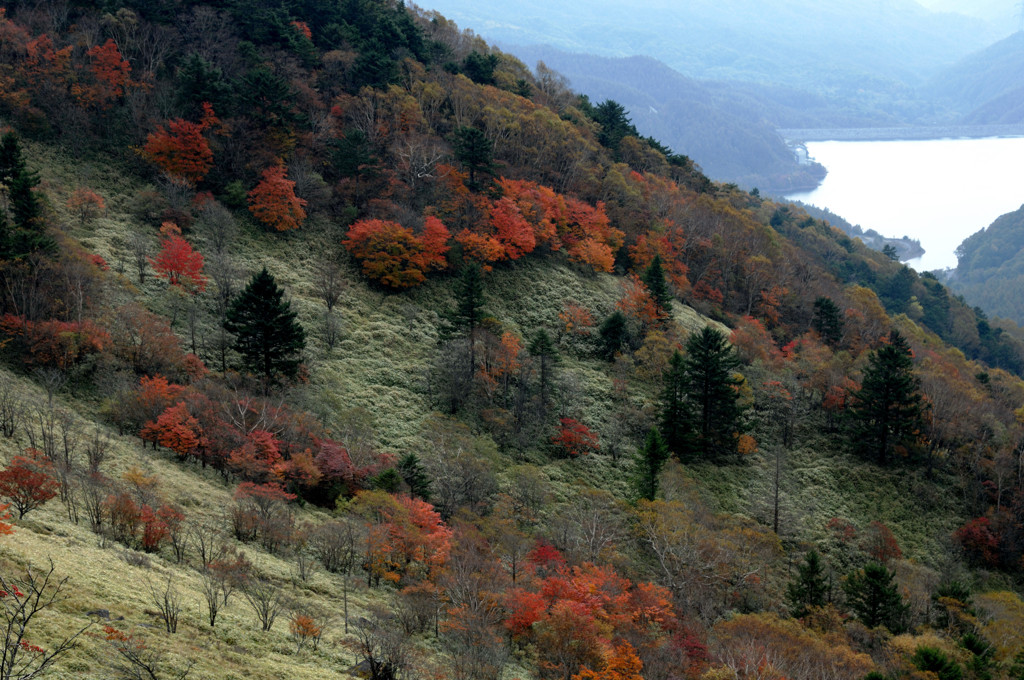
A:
[
  {"xmin": 598, "ymin": 310, "xmax": 629, "ymax": 361},
  {"xmin": 224, "ymin": 267, "xmax": 306, "ymax": 382},
  {"xmin": 812, "ymin": 296, "xmax": 843, "ymax": 347},
  {"xmin": 847, "ymin": 329, "xmax": 925, "ymax": 465},
  {"xmin": 661, "ymin": 327, "xmax": 746, "ymax": 460},
  {"xmin": 844, "ymin": 561, "xmax": 908, "ymax": 632},
  {"xmin": 642, "ymin": 255, "xmax": 672, "ymax": 318},
  {"xmin": 633, "ymin": 428, "xmax": 670, "ymax": 502},
  {"xmin": 452, "ymin": 126, "xmax": 494, "ymax": 191},
  {"xmin": 787, "ymin": 549, "xmax": 829, "ymax": 617},
  {"xmin": 398, "ymin": 453, "xmax": 431, "ymax": 501}
]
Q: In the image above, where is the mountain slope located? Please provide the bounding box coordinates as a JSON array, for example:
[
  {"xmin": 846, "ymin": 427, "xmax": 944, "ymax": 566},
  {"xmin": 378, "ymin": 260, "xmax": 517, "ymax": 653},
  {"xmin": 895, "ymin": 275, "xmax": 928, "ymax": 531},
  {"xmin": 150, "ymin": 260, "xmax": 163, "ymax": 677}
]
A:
[
  {"xmin": 3, "ymin": 2, "xmax": 1024, "ymax": 679},
  {"xmin": 926, "ymin": 32, "xmax": 1024, "ymax": 123}
]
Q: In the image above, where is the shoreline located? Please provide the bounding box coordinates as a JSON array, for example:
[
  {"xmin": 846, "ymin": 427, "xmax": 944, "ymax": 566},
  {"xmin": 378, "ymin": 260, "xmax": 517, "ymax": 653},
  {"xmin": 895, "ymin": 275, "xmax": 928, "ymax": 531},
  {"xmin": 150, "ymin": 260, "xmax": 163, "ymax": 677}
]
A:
[{"xmin": 778, "ymin": 124, "xmax": 1024, "ymax": 143}]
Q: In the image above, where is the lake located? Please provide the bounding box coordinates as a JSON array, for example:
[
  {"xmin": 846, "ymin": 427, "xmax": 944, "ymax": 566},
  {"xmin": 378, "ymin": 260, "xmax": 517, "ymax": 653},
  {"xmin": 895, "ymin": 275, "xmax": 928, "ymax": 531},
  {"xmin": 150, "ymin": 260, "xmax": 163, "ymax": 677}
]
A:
[{"xmin": 785, "ymin": 137, "xmax": 1024, "ymax": 271}]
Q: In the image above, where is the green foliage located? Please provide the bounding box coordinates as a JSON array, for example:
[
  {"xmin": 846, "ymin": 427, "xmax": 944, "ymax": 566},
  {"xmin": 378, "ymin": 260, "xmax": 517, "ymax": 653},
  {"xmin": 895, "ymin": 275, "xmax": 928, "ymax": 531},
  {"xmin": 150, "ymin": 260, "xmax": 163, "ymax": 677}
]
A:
[
  {"xmin": 847, "ymin": 330, "xmax": 925, "ymax": 466},
  {"xmin": 461, "ymin": 51, "xmax": 499, "ymax": 85},
  {"xmin": 598, "ymin": 311, "xmax": 630, "ymax": 361},
  {"xmin": 843, "ymin": 562, "xmax": 908, "ymax": 632},
  {"xmin": 452, "ymin": 126, "xmax": 495, "ymax": 191},
  {"xmin": 812, "ymin": 296, "xmax": 843, "ymax": 347},
  {"xmin": 398, "ymin": 453, "xmax": 431, "ymax": 501},
  {"xmin": 787, "ymin": 549, "xmax": 828, "ymax": 618},
  {"xmin": 371, "ymin": 467, "xmax": 402, "ymax": 493},
  {"xmin": 912, "ymin": 646, "xmax": 962, "ymax": 680},
  {"xmin": 0, "ymin": 133, "xmax": 55, "ymax": 260},
  {"xmin": 961, "ymin": 631, "xmax": 995, "ymax": 680},
  {"xmin": 632, "ymin": 428, "xmax": 669, "ymax": 501},
  {"xmin": 449, "ymin": 262, "xmax": 488, "ymax": 338},
  {"xmin": 660, "ymin": 327, "xmax": 746, "ymax": 461},
  {"xmin": 224, "ymin": 267, "xmax": 307, "ymax": 381},
  {"xmin": 642, "ymin": 255, "xmax": 672, "ymax": 316}
]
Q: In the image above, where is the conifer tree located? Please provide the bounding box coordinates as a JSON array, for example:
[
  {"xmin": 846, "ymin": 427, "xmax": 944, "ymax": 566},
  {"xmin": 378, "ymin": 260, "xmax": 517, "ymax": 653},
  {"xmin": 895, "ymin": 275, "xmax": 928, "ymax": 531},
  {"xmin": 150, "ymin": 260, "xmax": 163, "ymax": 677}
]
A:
[
  {"xmin": 224, "ymin": 267, "xmax": 306, "ymax": 382},
  {"xmin": 844, "ymin": 561, "xmax": 908, "ymax": 632},
  {"xmin": 812, "ymin": 296, "xmax": 843, "ymax": 347},
  {"xmin": 452, "ymin": 126, "xmax": 494, "ymax": 191},
  {"xmin": 598, "ymin": 310, "xmax": 629, "ymax": 361},
  {"xmin": 787, "ymin": 549, "xmax": 829, "ymax": 617},
  {"xmin": 633, "ymin": 428, "xmax": 670, "ymax": 501},
  {"xmin": 661, "ymin": 327, "xmax": 746, "ymax": 460},
  {"xmin": 529, "ymin": 329, "xmax": 558, "ymax": 412},
  {"xmin": 847, "ymin": 329, "xmax": 925, "ymax": 465},
  {"xmin": 448, "ymin": 262, "xmax": 488, "ymax": 373},
  {"xmin": 0, "ymin": 133, "xmax": 54, "ymax": 260},
  {"xmin": 398, "ymin": 453, "xmax": 431, "ymax": 501},
  {"xmin": 659, "ymin": 350, "xmax": 689, "ymax": 454},
  {"xmin": 642, "ymin": 255, "xmax": 672, "ymax": 318}
]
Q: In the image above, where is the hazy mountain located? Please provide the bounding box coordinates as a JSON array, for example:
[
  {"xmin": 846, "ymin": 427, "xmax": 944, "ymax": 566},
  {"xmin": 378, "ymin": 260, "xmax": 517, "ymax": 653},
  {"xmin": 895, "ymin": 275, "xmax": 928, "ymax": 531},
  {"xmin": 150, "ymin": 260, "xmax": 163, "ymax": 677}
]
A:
[
  {"xmin": 925, "ymin": 32, "xmax": 1024, "ymax": 123},
  {"xmin": 950, "ymin": 204, "xmax": 1024, "ymax": 324},
  {"xmin": 504, "ymin": 47, "xmax": 837, "ymax": 190},
  {"xmin": 418, "ymin": 0, "xmax": 997, "ymax": 110},
  {"xmin": 916, "ymin": 0, "xmax": 1021, "ymax": 29}
]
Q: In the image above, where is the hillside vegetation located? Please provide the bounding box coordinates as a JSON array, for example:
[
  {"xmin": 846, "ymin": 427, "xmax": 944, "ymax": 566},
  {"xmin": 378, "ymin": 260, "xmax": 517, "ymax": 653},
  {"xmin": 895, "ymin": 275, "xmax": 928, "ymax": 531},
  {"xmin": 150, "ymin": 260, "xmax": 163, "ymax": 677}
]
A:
[
  {"xmin": 950, "ymin": 204, "xmax": 1024, "ymax": 324},
  {"xmin": 2, "ymin": 2, "xmax": 1024, "ymax": 680}
]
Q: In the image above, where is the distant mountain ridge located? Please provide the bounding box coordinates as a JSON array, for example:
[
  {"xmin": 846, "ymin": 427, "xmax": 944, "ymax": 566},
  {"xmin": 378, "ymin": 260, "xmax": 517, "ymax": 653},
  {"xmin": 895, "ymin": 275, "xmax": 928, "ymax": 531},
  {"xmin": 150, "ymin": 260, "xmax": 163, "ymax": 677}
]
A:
[
  {"xmin": 926, "ymin": 32, "xmax": 1024, "ymax": 124},
  {"xmin": 505, "ymin": 46, "xmax": 829, "ymax": 191},
  {"xmin": 420, "ymin": 0, "xmax": 997, "ymax": 106}
]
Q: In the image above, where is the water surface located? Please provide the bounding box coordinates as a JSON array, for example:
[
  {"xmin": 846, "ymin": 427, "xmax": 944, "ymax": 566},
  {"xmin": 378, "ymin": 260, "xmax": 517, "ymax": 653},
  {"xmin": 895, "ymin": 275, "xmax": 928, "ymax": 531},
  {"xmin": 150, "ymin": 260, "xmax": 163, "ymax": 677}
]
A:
[{"xmin": 786, "ymin": 137, "xmax": 1024, "ymax": 271}]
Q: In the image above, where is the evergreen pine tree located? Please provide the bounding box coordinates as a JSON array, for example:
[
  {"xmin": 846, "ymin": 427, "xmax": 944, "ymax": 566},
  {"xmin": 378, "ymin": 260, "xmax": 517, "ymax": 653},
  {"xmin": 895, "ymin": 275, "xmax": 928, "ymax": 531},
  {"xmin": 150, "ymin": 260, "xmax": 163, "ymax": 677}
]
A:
[
  {"xmin": 847, "ymin": 329, "xmax": 925, "ymax": 465},
  {"xmin": 812, "ymin": 296, "xmax": 843, "ymax": 347},
  {"xmin": 642, "ymin": 255, "xmax": 672, "ymax": 318},
  {"xmin": 452, "ymin": 126, "xmax": 494, "ymax": 191},
  {"xmin": 447, "ymin": 262, "xmax": 488, "ymax": 373},
  {"xmin": 224, "ymin": 267, "xmax": 306, "ymax": 382},
  {"xmin": 786, "ymin": 549, "xmax": 829, "ymax": 617},
  {"xmin": 659, "ymin": 350, "xmax": 689, "ymax": 455},
  {"xmin": 529, "ymin": 329, "xmax": 558, "ymax": 412},
  {"xmin": 843, "ymin": 561, "xmax": 908, "ymax": 632},
  {"xmin": 661, "ymin": 327, "xmax": 746, "ymax": 460},
  {"xmin": 0, "ymin": 132, "xmax": 53, "ymax": 260},
  {"xmin": 598, "ymin": 310, "xmax": 629, "ymax": 361},
  {"xmin": 633, "ymin": 428, "xmax": 670, "ymax": 501},
  {"xmin": 398, "ymin": 453, "xmax": 431, "ymax": 501}
]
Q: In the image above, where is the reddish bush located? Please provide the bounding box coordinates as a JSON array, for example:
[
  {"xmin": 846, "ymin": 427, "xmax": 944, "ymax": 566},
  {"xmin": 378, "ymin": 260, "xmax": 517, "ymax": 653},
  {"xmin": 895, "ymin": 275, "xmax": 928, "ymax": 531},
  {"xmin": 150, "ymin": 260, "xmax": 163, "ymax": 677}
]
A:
[
  {"xmin": 0, "ymin": 450, "xmax": 60, "ymax": 519},
  {"xmin": 551, "ymin": 418, "xmax": 600, "ymax": 457}
]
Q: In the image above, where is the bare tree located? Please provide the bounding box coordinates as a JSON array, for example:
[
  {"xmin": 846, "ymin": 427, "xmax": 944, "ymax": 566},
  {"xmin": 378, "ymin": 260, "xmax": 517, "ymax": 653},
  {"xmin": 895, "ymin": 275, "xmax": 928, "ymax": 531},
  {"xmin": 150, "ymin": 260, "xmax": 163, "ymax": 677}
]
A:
[
  {"xmin": 105, "ymin": 627, "xmax": 193, "ymax": 680},
  {"xmin": 313, "ymin": 256, "xmax": 345, "ymax": 312},
  {"xmin": 323, "ymin": 310, "xmax": 340, "ymax": 351},
  {"xmin": 0, "ymin": 560, "xmax": 91, "ymax": 680},
  {"xmin": 84, "ymin": 429, "xmax": 109, "ymax": 474},
  {"xmin": 197, "ymin": 200, "xmax": 237, "ymax": 257},
  {"xmin": 147, "ymin": 576, "xmax": 182, "ymax": 634},
  {"xmin": 0, "ymin": 376, "xmax": 24, "ymax": 439},
  {"xmin": 355, "ymin": 606, "xmax": 413, "ymax": 680},
  {"xmin": 129, "ymin": 232, "xmax": 150, "ymax": 285},
  {"xmin": 242, "ymin": 573, "xmax": 288, "ymax": 632}
]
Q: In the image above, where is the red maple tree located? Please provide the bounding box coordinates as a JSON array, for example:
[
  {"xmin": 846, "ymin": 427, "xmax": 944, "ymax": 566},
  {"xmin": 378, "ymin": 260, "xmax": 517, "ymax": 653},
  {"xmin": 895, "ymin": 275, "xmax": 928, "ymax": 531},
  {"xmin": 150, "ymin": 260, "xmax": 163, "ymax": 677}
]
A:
[
  {"xmin": 141, "ymin": 103, "xmax": 221, "ymax": 185},
  {"xmin": 150, "ymin": 223, "xmax": 207, "ymax": 292},
  {"xmin": 248, "ymin": 161, "xmax": 307, "ymax": 231},
  {"xmin": 0, "ymin": 450, "xmax": 60, "ymax": 519}
]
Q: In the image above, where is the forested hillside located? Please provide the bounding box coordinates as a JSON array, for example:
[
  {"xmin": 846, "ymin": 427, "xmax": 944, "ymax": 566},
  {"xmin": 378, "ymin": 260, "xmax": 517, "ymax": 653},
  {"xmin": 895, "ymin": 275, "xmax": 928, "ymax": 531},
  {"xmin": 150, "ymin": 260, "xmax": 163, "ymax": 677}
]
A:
[
  {"xmin": 950, "ymin": 205, "xmax": 1024, "ymax": 324},
  {"xmin": 2, "ymin": 2, "xmax": 1024, "ymax": 680},
  {"xmin": 501, "ymin": 47, "xmax": 829, "ymax": 192}
]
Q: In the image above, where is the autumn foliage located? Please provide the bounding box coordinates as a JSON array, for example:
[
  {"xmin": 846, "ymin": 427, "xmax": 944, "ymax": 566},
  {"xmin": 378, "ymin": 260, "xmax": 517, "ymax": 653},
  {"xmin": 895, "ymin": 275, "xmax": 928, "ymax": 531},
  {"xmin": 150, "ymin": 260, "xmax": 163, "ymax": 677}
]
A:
[
  {"xmin": 551, "ymin": 418, "xmax": 600, "ymax": 457},
  {"xmin": 150, "ymin": 223, "xmax": 206, "ymax": 292},
  {"xmin": 141, "ymin": 102, "xmax": 222, "ymax": 185},
  {"xmin": 0, "ymin": 450, "xmax": 60, "ymax": 518},
  {"xmin": 248, "ymin": 161, "xmax": 307, "ymax": 231},
  {"xmin": 344, "ymin": 216, "xmax": 450, "ymax": 287}
]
